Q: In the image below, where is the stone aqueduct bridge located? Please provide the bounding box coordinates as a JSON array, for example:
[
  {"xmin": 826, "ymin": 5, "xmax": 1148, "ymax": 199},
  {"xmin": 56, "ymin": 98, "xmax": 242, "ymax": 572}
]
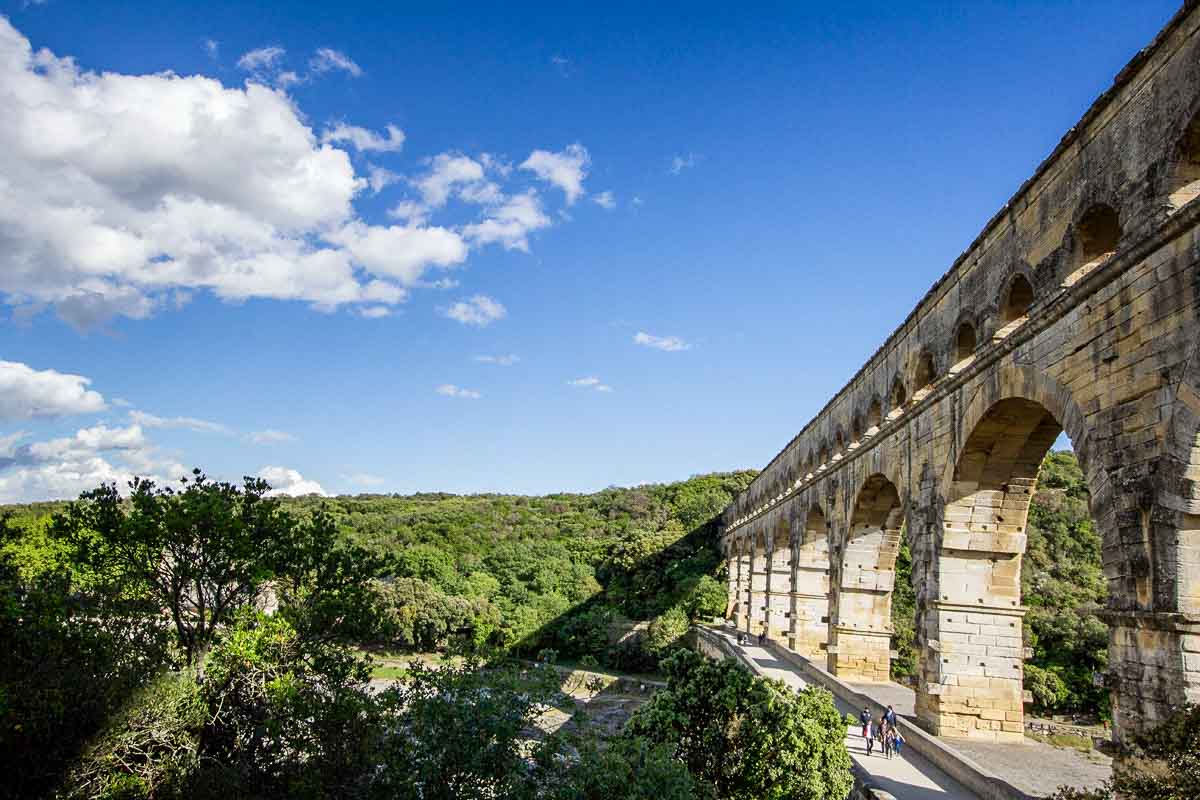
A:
[{"xmin": 719, "ymin": 0, "xmax": 1200, "ymax": 747}]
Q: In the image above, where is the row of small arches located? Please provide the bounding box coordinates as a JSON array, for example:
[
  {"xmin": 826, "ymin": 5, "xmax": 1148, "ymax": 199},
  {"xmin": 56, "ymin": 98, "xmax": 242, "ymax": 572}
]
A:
[{"xmin": 734, "ymin": 107, "xmax": 1200, "ymax": 526}]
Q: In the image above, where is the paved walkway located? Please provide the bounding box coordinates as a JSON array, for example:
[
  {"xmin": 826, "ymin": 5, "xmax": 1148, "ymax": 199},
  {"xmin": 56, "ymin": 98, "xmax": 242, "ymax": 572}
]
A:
[
  {"xmin": 716, "ymin": 629, "xmax": 1112, "ymax": 798},
  {"xmin": 713, "ymin": 630, "xmax": 975, "ymax": 799},
  {"xmin": 841, "ymin": 682, "xmax": 1111, "ymax": 796}
]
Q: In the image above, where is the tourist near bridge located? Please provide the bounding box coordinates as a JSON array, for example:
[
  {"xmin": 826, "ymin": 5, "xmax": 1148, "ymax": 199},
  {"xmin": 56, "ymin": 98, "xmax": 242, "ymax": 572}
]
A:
[{"xmin": 720, "ymin": 0, "xmax": 1200, "ymax": 761}]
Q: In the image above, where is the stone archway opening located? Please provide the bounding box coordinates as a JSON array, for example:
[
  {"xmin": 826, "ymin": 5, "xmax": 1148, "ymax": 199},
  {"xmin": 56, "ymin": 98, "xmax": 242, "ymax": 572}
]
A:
[
  {"xmin": 1001, "ymin": 275, "xmax": 1034, "ymax": 325},
  {"xmin": 866, "ymin": 398, "xmax": 882, "ymax": 435},
  {"xmin": 955, "ymin": 322, "xmax": 977, "ymax": 365},
  {"xmin": 888, "ymin": 378, "xmax": 907, "ymax": 420},
  {"xmin": 913, "ymin": 350, "xmax": 937, "ymax": 401},
  {"xmin": 1168, "ymin": 109, "xmax": 1200, "ymax": 211},
  {"xmin": 792, "ymin": 506, "xmax": 832, "ymax": 658},
  {"xmin": 830, "ymin": 473, "xmax": 903, "ymax": 682},
  {"xmin": 919, "ymin": 397, "xmax": 1109, "ymax": 742},
  {"xmin": 1066, "ymin": 204, "xmax": 1122, "ymax": 286}
]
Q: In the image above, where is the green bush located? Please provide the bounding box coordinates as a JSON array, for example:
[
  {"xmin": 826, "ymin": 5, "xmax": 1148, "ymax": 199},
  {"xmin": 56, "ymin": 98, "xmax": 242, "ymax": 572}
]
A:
[{"xmin": 627, "ymin": 649, "xmax": 852, "ymax": 800}]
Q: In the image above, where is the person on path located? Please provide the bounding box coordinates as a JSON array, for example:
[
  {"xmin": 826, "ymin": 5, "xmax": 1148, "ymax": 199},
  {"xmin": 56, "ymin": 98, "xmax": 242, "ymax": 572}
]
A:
[
  {"xmin": 865, "ymin": 717, "xmax": 874, "ymax": 756},
  {"xmin": 883, "ymin": 726, "xmax": 895, "ymax": 759},
  {"xmin": 758, "ymin": 629, "xmax": 766, "ymax": 646},
  {"xmin": 859, "ymin": 707, "xmax": 870, "ymax": 740},
  {"xmin": 893, "ymin": 729, "xmax": 905, "ymax": 758},
  {"xmin": 875, "ymin": 714, "xmax": 887, "ymax": 754},
  {"xmin": 884, "ymin": 705, "xmax": 896, "ymax": 727}
]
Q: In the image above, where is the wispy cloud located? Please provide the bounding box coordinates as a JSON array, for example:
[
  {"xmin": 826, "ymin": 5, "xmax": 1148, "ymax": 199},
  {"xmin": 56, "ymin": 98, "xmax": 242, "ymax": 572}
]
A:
[
  {"xmin": 248, "ymin": 429, "xmax": 297, "ymax": 445},
  {"xmin": 310, "ymin": 47, "xmax": 362, "ymax": 77},
  {"xmin": 342, "ymin": 472, "xmax": 385, "ymax": 488},
  {"xmin": 474, "ymin": 354, "xmax": 520, "ymax": 366},
  {"xmin": 129, "ymin": 410, "xmax": 231, "ymax": 435},
  {"xmin": 237, "ymin": 45, "xmax": 285, "ymax": 72},
  {"xmin": 203, "ymin": 39, "xmax": 219, "ymax": 59},
  {"xmin": 593, "ymin": 190, "xmax": 616, "ymax": 210},
  {"xmin": 551, "ymin": 55, "xmax": 570, "ymax": 77},
  {"xmin": 442, "ymin": 295, "xmax": 506, "ymax": 327},
  {"xmin": 634, "ymin": 331, "xmax": 690, "ymax": 352},
  {"xmin": 669, "ymin": 153, "xmax": 699, "ymax": 175},
  {"xmin": 568, "ymin": 376, "xmax": 613, "ymax": 393},
  {"xmin": 323, "ymin": 123, "xmax": 405, "ymax": 153},
  {"xmin": 436, "ymin": 384, "xmax": 482, "ymax": 399}
]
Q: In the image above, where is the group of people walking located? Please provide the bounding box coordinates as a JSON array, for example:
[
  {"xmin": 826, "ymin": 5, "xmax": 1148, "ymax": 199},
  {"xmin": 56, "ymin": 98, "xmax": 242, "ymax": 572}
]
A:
[{"xmin": 859, "ymin": 705, "xmax": 904, "ymax": 759}]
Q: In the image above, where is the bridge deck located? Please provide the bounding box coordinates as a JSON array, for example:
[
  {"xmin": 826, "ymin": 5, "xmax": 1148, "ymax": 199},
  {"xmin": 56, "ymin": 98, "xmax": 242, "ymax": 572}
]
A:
[
  {"xmin": 710, "ymin": 628, "xmax": 974, "ymax": 799},
  {"xmin": 712, "ymin": 627, "xmax": 1111, "ymax": 798},
  {"xmin": 840, "ymin": 681, "xmax": 1111, "ymax": 798}
]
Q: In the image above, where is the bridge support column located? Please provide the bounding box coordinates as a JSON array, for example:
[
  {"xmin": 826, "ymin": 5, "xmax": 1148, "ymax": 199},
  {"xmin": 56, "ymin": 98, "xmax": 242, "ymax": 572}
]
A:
[
  {"xmin": 916, "ymin": 602, "xmax": 1026, "ymax": 742},
  {"xmin": 737, "ymin": 552, "xmax": 752, "ymax": 633},
  {"xmin": 750, "ymin": 570, "xmax": 767, "ymax": 635},
  {"xmin": 1104, "ymin": 611, "xmax": 1200, "ymax": 743},
  {"xmin": 725, "ymin": 554, "xmax": 738, "ymax": 620},
  {"xmin": 830, "ymin": 625, "xmax": 892, "ymax": 682},
  {"xmin": 790, "ymin": 588, "xmax": 830, "ymax": 658},
  {"xmin": 767, "ymin": 554, "xmax": 791, "ymax": 644}
]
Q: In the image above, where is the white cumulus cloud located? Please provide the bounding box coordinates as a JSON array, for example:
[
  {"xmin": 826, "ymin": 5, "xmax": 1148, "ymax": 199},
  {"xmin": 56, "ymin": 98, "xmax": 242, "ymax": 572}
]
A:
[
  {"xmin": 436, "ymin": 384, "xmax": 482, "ymax": 399},
  {"xmin": 634, "ymin": 331, "xmax": 690, "ymax": 351},
  {"xmin": 0, "ymin": 19, "xmax": 470, "ymax": 328},
  {"xmin": 442, "ymin": 295, "xmax": 506, "ymax": 327},
  {"xmin": 520, "ymin": 144, "xmax": 589, "ymax": 204},
  {"xmin": 593, "ymin": 190, "xmax": 615, "ymax": 210},
  {"xmin": 0, "ymin": 360, "xmax": 106, "ymax": 420},
  {"xmin": 462, "ymin": 191, "xmax": 551, "ymax": 251},
  {"xmin": 259, "ymin": 465, "xmax": 327, "ymax": 496},
  {"xmin": 0, "ymin": 423, "xmax": 187, "ymax": 503}
]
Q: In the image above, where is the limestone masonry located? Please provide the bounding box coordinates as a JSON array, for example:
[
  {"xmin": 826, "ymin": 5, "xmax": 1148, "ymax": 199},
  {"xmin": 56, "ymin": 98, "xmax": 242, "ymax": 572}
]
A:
[{"xmin": 719, "ymin": 0, "xmax": 1200, "ymax": 745}]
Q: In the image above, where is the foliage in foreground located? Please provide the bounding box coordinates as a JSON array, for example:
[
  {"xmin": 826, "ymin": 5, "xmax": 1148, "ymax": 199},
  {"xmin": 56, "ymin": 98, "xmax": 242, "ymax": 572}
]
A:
[
  {"xmin": 4, "ymin": 467, "xmax": 838, "ymax": 800},
  {"xmin": 1048, "ymin": 704, "xmax": 1200, "ymax": 800},
  {"xmin": 627, "ymin": 649, "xmax": 853, "ymax": 800}
]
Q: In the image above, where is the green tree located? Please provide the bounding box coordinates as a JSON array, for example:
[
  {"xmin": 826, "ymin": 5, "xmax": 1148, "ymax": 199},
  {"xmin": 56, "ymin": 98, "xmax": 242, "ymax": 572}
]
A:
[
  {"xmin": 543, "ymin": 736, "xmax": 708, "ymax": 800},
  {"xmin": 626, "ymin": 649, "xmax": 852, "ymax": 800},
  {"xmin": 51, "ymin": 471, "xmax": 384, "ymax": 666},
  {"xmin": 372, "ymin": 659, "xmax": 565, "ymax": 800}
]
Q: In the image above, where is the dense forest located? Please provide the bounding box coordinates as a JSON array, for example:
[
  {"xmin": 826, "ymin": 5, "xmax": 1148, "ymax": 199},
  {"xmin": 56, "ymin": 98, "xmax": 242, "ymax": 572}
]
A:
[{"xmin": 0, "ymin": 470, "xmax": 858, "ymax": 800}]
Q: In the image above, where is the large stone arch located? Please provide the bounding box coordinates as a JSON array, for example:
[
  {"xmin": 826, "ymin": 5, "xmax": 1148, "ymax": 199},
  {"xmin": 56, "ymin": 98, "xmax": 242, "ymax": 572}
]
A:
[
  {"xmin": 920, "ymin": 367, "xmax": 1098, "ymax": 742},
  {"xmin": 829, "ymin": 473, "xmax": 904, "ymax": 682}
]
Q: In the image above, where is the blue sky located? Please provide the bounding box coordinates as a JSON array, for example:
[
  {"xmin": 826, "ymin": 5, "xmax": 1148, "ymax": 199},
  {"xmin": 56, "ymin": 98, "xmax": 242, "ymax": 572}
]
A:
[{"xmin": 0, "ymin": 0, "xmax": 1179, "ymax": 500}]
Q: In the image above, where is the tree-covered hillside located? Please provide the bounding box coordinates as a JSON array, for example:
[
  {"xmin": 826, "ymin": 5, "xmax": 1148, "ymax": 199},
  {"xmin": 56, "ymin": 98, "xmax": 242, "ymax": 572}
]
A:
[{"xmin": 2, "ymin": 471, "xmax": 756, "ymax": 673}]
